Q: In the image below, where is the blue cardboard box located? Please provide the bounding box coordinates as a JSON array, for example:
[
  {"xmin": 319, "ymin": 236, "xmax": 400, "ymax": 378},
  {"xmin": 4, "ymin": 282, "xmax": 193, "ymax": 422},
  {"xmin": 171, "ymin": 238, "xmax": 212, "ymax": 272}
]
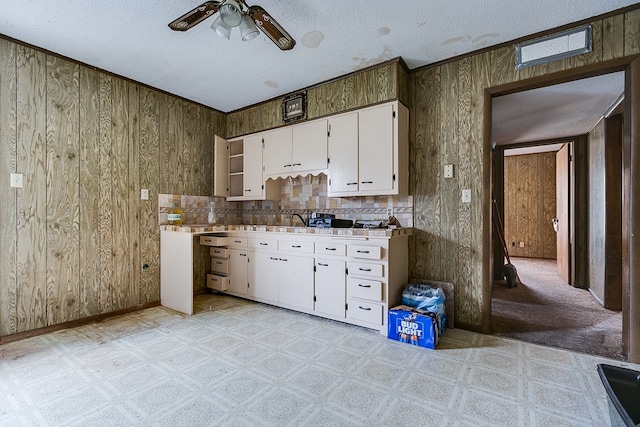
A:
[{"xmin": 388, "ymin": 305, "xmax": 442, "ymax": 349}]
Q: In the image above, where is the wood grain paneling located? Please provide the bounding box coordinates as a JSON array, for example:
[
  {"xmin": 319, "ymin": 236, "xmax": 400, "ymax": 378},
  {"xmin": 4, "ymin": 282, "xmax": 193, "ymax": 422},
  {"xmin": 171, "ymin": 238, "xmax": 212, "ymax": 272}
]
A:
[
  {"xmin": 625, "ymin": 8, "xmax": 640, "ymax": 56},
  {"xmin": 603, "ymin": 15, "xmax": 625, "ymax": 61},
  {"xmin": 46, "ymin": 55, "xmax": 80, "ymax": 324},
  {"xmin": 98, "ymin": 73, "xmax": 113, "ymax": 314},
  {"xmin": 503, "ymin": 152, "xmax": 556, "ymax": 259},
  {"xmin": 1, "ymin": 37, "xmax": 220, "ymax": 339},
  {"xmin": 16, "ymin": 46, "xmax": 48, "ymax": 332},
  {"xmin": 79, "ymin": 66, "xmax": 101, "ymax": 317},
  {"xmin": 139, "ymin": 87, "xmax": 160, "ymax": 304},
  {"xmin": 0, "ymin": 39, "xmax": 17, "ymax": 336}
]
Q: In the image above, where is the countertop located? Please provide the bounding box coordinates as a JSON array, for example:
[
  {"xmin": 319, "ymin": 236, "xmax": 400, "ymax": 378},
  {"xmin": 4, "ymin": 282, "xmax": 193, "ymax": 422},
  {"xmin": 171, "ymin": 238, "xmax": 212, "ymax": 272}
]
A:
[{"xmin": 159, "ymin": 224, "xmax": 412, "ymax": 238}]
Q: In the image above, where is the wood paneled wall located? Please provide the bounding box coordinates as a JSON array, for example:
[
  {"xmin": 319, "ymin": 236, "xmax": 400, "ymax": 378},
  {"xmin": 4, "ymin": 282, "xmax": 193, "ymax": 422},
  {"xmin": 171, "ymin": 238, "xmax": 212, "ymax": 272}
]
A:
[
  {"xmin": 0, "ymin": 39, "xmax": 226, "ymax": 337},
  {"xmin": 226, "ymin": 59, "xmax": 411, "ymax": 138},
  {"xmin": 411, "ymin": 7, "xmax": 639, "ymax": 330},
  {"xmin": 503, "ymin": 152, "xmax": 557, "ymax": 259}
]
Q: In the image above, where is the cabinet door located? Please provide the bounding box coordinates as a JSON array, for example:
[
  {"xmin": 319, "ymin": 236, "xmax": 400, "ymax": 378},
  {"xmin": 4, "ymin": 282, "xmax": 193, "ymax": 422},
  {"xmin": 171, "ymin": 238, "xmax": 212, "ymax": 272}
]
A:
[
  {"xmin": 314, "ymin": 258, "xmax": 346, "ymax": 318},
  {"xmin": 243, "ymin": 133, "xmax": 264, "ymax": 197},
  {"xmin": 358, "ymin": 103, "xmax": 394, "ymax": 193},
  {"xmin": 248, "ymin": 251, "xmax": 279, "ymax": 302},
  {"xmin": 263, "ymin": 127, "xmax": 292, "ymax": 177},
  {"xmin": 328, "ymin": 112, "xmax": 359, "ymax": 195},
  {"xmin": 228, "ymin": 249, "xmax": 248, "ymax": 294},
  {"xmin": 278, "ymin": 255, "xmax": 314, "ymax": 310},
  {"xmin": 213, "ymin": 135, "xmax": 229, "ymax": 197},
  {"xmin": 292, "ymin": 119, "xmax": 328, "ymax": 173}
]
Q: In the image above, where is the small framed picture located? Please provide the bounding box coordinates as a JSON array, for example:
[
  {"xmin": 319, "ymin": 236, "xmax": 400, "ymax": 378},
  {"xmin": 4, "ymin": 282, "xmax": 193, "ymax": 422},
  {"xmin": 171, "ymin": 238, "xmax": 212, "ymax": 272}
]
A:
[{"xmin": 282, "ymin": 92, "xmax": 307, "ymax": 123}]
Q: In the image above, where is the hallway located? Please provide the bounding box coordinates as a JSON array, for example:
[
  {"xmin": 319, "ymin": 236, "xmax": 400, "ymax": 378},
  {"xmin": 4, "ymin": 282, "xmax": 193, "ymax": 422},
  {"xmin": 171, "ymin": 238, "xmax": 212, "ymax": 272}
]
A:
[{"xmin": 491, "ymin": 257, "xmax": 623, "ymax": 360}]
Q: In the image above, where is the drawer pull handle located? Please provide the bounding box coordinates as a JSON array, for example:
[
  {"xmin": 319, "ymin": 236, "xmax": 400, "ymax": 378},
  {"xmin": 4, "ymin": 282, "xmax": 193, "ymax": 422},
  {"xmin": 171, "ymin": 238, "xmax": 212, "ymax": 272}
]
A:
[
  {"xmin": 356, "ymin": 250, "xmax": 370, "ymax": 254},
  {"xmin": 358, "ymin": 284, "xmax": 371, "ymax": 288},
  {"xmin": 234, "ymin": 240, "xmax": 242, "ymax": 243},
  {"xmin": 359, "ymin": 268, "xmax": 372, "ymax": 272},
  {"xmin": 347, "ymin": 182, "xmax": 357, "ymax": 186},
  {"xmin": 325, "ymin": 247, "xmax": 336, "ymax": 251},
  {"xmin": 259, "ymin": 242, "xmax": 268, "ymax": 246},
  {"xmin": 317, "ymin": 263, "xmax": 329, "ymax": 267},
  {"xmin": 279, "ymin": 258, "xmax": 288, "ymax": 262},
  {"xmin": 284, "ymin": 164, "xmax": 292, "ymax": 167},
  {"xmin": 292, "ymin": 163, "xmax": 301, "ymax": 166},
  {"xmin": 270, "ymin": 257, "xmax": 279, "ymax": 260},
  {"xmin": 239, "ymin": 253, "xmax": 247, "ymax": 257},
  {"xmin": 361, "ymin": 181, "xmax": 373, "ymax": 184},
  {"xmin": 291, "ymin": 245, "xmax": 301, "ymax": 248},
  {"xmin": 215, "ymin": 261, "xmax": 222, "ymax": 265},
  {"xmin": 359, "ymin": 306, "xmax": 372, "ymax": 311}
]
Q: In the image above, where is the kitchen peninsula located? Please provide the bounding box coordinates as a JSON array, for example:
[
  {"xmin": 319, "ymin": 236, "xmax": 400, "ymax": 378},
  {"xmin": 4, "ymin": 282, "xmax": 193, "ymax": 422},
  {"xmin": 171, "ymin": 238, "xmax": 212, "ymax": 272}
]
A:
[{"xmin": 160, "ymin": 224, "xmax": 411, "ymax": 335}]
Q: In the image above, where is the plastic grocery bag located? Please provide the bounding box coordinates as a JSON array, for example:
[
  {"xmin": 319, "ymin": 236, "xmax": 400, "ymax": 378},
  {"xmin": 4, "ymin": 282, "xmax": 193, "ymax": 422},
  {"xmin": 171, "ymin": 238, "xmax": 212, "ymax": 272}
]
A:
[{"xmin": 401, "ymin": 284, "xmax": 446, "ymax": 332}]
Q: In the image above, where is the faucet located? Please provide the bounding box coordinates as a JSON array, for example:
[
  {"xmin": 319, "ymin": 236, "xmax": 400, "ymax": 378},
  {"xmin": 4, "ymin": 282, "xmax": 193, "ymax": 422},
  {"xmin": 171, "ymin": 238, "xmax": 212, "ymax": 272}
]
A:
[{"xmin": 291, "ymin": 213, "xmax": 308, "ymax": 227}]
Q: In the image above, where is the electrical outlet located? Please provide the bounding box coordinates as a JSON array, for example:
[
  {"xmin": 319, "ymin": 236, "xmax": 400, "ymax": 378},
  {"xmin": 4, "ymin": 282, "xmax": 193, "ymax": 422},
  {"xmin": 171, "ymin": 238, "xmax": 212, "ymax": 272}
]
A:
[
  {"xmin": 444, "ymin": 164, "xmax": 454, "ymax": 179},
  {"xmin": 140, "ymin": 188, "xmax": 149, "ymax": 200},
  {"xmin": 386, "ymin": 206, "xmax": 394, "ymax": 217},
  {"xmin": 462, "ymin": 189, "xmax": 471, "ymax": 203},
  {"xmin": 519, "ymin": 241, "xmax": 525, "ymax": 248},
  {"xmin": 10, "ymin": 173, "xmax": 23, "ymax": 188}
]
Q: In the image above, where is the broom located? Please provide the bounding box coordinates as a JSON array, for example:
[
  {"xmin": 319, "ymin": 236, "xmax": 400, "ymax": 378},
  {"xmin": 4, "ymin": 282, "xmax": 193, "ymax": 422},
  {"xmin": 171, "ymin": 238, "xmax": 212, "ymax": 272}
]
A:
[{"xmin": 492, "ymin": 193, "xmax": 522, "ymax": 288}]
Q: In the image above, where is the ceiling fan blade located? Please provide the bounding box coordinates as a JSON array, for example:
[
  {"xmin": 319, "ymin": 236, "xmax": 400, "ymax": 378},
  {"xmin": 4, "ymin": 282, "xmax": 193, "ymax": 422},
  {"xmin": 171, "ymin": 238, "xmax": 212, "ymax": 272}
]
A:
[
  {"xmin": 169, "ymin": 1, "xmax": 221, "ymax": 31},
  {"xmin": 248, "ymin": 5, "xmax": 296, "ymax": 50}
]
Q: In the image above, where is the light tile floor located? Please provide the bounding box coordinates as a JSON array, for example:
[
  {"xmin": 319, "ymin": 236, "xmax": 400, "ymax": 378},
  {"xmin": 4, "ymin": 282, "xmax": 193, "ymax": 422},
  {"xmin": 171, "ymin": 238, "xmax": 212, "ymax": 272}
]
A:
[{"xmin": 0, "ymin": 294, "xmax": 638, "ymax": 426}]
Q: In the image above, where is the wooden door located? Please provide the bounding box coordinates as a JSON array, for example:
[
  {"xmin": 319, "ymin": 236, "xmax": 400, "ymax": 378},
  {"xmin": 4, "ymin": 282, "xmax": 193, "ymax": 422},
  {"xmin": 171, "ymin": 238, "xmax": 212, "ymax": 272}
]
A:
[
  {"xmin": 213, "ymin": 135, "xmax": 229, "ymax": 198},
  {"xmin": 292, "ymin": 119, "xmax": 328, "ymax": 173},
  {"xmin": 556, "ymin": 143, "xmax": 570, "ymax": 284}
]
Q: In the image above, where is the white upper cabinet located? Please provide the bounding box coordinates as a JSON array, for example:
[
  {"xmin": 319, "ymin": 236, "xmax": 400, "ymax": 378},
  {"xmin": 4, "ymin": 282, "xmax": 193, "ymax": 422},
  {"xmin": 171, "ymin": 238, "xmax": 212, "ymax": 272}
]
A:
[
  {"xmin": 291, "ymin": 119, "xmax": 328, "ymax": 175},
  {"xmin": 225, "ymin": 133, "xmax": 278, "ymax": 201},
  {"xmin": 327, "ymin": 112, "xmax": 359, "ymax": 194},
  {"xmin": 263, "ymin": 127, "xmax": 293, "ymax": 177},
  {"xmin": 263, "ymin": 119, "xmax": 328, "ymax": 179},
  {"xmin": 213, "ymin": 135, "xmax": 229, "ymax": 198},
  {"xmin": 328, "ymin": 100, "xmax": 408, "ymax": 197}
]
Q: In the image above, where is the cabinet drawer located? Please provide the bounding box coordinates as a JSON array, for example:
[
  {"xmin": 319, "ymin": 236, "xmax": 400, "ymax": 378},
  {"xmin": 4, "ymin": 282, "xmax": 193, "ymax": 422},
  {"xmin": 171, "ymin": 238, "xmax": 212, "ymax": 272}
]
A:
[
  {"xmin": 347, "ymin": 245, "xmax": 382, "ymax": 259},
  {"xmin": 207, "ymin": 274, "xmax": 229, "ymax": 291},
  {"xmin": 279, "ymin": 240, "xmax": 314, "ymax": 253},
  {"xmin": 209, "ymin": 247, "xmax": 229, "ymax": 259},
  {"xmin": 347, "ymin": 299, "xmax": 383, "ymax": 325},
  {"xmin": 200, "ymin": 235, "xmax": 228, "ymax": 246},
  {"xmin": 315, "ymin": 243, "xmax": 346, "ymax": 256},
  {"xmin": 228, "ymin": 237, "xmax": 248, "ymax": 248},
  {"xmin": 211, "ymin": 258, "xmax": 230, "ymax": 274},
  {"xmin": 249, "ymin": 238, "xmax": 278, "ymax": 250},
  {"xmin": 348, "ymin": 261, "xmax": 383, "ymax": 278},
  {"xmin": 348, "ymin": 277, "xmax": 382, "ymax": 301}
]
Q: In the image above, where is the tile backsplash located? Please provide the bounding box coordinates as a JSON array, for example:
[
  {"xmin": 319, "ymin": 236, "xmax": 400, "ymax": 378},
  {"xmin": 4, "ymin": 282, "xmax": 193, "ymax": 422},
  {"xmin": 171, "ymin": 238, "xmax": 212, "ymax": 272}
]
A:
[{"xmin": 159, "ymin": 174, "xmax": 413, "ymax": 227}]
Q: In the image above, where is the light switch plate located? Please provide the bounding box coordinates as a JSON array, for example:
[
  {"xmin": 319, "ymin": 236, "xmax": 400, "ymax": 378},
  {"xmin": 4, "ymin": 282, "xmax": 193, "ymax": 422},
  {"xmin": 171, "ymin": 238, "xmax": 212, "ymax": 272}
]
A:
[
  {"xmin": 10, "ymin": 173, "xmax": 23, "ymax": 188},
  {"xmin": 140, "ymin": 188, "xmax": 149, "ymax": 200},
  {"xmin": 444, "ymin": 164, "xmax": 454, "ymax": 179},
  {"xmin": 462, "ymin": 189, "xmax": 471, "ymax": 203}
]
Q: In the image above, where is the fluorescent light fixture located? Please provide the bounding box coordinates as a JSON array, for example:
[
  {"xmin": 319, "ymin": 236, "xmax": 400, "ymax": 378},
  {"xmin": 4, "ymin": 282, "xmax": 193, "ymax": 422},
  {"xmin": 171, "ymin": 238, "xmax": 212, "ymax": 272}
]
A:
[{"xmin": 515, "ymin": 26, "xmax": 592, "ymax": 69}]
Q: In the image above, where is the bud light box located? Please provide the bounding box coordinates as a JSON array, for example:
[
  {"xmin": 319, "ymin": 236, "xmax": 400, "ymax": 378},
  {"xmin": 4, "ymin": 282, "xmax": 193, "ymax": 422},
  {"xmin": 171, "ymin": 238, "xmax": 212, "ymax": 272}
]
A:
[{"xmin": 388, "ymin": 305, "xmax": 442, "ymax": 349}]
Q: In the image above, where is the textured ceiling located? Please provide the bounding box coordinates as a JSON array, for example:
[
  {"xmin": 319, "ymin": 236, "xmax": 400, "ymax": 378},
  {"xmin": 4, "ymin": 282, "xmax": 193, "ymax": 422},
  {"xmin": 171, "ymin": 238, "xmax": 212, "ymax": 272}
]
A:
[
  {"xmin": 0, "ymin": 0, "xmax": 636, "ymax": 112},
  {"xmin": 492, "ymin": 72, "xmax": 625, "ymax": 146}
]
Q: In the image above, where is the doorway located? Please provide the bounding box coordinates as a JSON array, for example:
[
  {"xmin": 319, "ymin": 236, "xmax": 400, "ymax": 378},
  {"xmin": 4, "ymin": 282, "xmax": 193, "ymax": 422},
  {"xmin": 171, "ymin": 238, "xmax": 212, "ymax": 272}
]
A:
[{"xmin": 489, "ymin": 72, "xmax": 626, "ymax": 358}]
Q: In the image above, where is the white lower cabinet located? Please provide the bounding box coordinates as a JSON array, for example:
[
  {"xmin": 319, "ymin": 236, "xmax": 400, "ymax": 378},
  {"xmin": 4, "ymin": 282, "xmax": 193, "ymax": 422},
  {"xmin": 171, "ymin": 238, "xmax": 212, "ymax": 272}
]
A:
[
  {"xmin": 228, "ymin": 248, "xmax": 248, "ymax": 295},
  {"xmin": 176, "ymin": 231, "xmax": 409, "ymax": 335},
  {"xmin": 248, "ymin": 251, "xmax": 279, "ymax": 302},
  {"xmin": 314, "ymin": 259, "xmax": 346, "ymax": 318},
  {"xmin": 278, "ymin": 255, "xmax": 314, "ymax": 310}
]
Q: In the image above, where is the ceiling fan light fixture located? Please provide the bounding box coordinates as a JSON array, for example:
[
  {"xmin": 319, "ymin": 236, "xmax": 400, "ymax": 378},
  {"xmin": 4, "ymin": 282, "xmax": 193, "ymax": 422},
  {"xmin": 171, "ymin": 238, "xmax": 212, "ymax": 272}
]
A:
[
  {"xmin": 219, "ymin": 0, "xmax": 243, "ymax": 27},
  {"xmin": 211, "ymin": 15, "xmax": 231, "ymax": 39},
  {"xmin": 239, "ymin": 14, "xmax": 259, "ymax": 41}
]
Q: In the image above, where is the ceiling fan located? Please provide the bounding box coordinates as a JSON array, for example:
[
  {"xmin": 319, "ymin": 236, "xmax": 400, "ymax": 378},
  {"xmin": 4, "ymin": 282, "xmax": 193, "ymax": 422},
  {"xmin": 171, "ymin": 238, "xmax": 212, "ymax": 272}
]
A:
[{"xmin": 168, "ymin": 0, "xmax": 296, "ymax": 51}]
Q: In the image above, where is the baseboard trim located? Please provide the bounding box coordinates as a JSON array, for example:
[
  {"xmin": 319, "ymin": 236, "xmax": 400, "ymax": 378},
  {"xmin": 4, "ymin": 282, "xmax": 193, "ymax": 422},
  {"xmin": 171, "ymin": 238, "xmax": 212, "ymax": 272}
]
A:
[{"xmin": 0, "ymin": 301, "xmax": 161, "ymax": 345}]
